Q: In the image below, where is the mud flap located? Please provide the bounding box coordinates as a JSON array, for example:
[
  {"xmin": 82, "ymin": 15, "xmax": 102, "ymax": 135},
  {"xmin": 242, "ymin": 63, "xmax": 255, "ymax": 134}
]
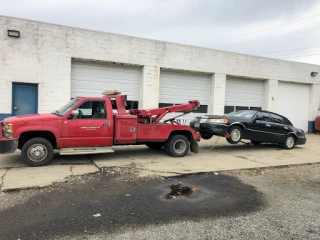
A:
[{"xmin": 190, "ymin": 140, "xmax": 199, "ymax": 153}]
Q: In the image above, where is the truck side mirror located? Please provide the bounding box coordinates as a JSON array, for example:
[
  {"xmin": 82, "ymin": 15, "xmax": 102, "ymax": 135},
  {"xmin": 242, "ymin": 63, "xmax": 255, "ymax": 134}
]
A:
[{"xmin": 69, "ymin": 110, "xmax": 79, "ymax": 119}]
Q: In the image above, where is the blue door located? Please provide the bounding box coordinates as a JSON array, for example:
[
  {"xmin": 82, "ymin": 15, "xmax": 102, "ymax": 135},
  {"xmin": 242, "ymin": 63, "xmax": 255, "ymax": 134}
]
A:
[{"xmin": 12, "ymin": 83, "xmax": 38, "ymax": 116}]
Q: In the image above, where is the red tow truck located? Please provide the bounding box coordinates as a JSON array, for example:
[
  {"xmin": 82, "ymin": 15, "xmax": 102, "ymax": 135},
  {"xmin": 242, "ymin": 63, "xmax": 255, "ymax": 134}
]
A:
[{"xmin": 0, "ymin": 90, "xmax": 201, "ymax": 166}]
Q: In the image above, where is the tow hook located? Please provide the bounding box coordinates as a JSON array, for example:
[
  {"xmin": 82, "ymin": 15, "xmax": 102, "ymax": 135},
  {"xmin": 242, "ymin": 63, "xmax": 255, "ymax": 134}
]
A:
[{"xmin": 190, "ymin": 140, "xmax": 199, "ymax": 153}]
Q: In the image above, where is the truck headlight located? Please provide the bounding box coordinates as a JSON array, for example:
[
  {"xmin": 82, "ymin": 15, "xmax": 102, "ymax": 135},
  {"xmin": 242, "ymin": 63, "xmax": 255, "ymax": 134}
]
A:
[
  {"xmin": 2, "ymin": 122, "xmax": 13, "ymax": 138},
  {"xmin": 207, "ymin": 119, "xmax": 228, "ymax": 124}
]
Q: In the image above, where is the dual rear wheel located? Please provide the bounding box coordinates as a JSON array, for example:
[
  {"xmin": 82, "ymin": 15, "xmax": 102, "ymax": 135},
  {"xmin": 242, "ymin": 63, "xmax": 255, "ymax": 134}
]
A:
[{"xmin": 146, "ymin": 135, "xmax": 190, "ymax": 157}]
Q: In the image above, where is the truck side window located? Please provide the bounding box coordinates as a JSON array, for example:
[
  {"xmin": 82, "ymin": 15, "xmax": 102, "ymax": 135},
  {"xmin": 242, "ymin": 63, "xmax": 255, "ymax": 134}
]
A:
[
  {"xmin": 76, "ymin": 101, "xmax": 106, "ymax": 119},
  {"xmin": 92, "ymin": 101, "xmax": 106, "ymax": 119}
]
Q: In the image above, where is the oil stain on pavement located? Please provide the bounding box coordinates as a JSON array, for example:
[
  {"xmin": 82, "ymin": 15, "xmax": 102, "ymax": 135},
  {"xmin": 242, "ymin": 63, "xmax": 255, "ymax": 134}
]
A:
[{"xmin": 0, "ymin": 171, "xmax": 266, "ymax": 240}]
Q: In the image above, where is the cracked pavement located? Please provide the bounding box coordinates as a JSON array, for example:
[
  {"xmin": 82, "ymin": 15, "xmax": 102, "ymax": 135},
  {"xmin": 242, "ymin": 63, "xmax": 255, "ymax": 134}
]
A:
[
  {"xmin": 0, "ymin": 169, "xmax": 8, "ymax": 191},
  {"xmin": 0, "ymin": 152, "xmax": 100, "ymax": 192}
]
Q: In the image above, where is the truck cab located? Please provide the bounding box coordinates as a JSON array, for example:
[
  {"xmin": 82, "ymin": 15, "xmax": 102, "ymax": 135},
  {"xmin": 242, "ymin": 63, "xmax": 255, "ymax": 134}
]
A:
[{"xmin": 0, "ymin": 91, "xmax": 201, "ymax": 166}]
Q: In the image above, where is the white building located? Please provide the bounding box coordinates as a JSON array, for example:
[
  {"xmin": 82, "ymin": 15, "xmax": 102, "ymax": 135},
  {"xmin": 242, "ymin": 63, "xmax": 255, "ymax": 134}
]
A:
[{"xmin": 0, "ymin": 15, "xmax": 319, "ymax": 132}]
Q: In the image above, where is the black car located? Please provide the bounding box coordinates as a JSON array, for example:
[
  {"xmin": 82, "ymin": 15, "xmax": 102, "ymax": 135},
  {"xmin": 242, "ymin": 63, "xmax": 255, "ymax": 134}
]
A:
[{"xmin": 189, "ymin": 110, "xmax": 306, "ymax": 149}]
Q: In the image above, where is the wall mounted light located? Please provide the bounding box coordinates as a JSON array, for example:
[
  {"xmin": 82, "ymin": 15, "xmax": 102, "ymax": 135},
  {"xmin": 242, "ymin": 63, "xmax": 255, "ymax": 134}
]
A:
[
  {"xmin": 7, "ymin": 29, "xmax": 20, "ymax": 38},
  {"xmin": 311, "ymin": 72, "xmax": 318, "ymax": 77}
]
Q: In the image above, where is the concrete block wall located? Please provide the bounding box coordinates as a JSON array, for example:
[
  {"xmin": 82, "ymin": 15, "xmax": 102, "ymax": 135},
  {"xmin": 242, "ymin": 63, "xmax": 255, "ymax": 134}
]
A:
[{"xmin": 0, "ymin": 15, "xmax": 320, "ymax": 131}]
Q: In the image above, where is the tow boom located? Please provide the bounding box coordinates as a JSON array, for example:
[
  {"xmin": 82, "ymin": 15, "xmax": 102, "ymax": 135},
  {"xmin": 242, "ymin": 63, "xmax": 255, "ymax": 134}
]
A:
[{"xmin": 129, "ymin": 100, "xmax": 200, "ymax": 124}]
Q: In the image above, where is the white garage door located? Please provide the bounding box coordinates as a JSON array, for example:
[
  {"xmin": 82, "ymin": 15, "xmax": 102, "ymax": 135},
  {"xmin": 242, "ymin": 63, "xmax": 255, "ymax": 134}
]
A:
[
  {"xmin": 71, "ymin": 61, "xmax": 142, "ymax": 108},
  {"xmin": 160, "ymin": 70, "xmax": 211, "ymax": 125},
  {"xmin": 277, "ymin": 82, "xmax": 309, "ymax": 131},
  {"xmin": 225, "ymin": 77, "xmax": 265, "ymax": 113}
]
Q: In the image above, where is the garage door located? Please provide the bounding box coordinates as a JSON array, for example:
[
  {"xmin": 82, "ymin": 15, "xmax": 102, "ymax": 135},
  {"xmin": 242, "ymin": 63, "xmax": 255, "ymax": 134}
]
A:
[
  {"xmin": 277, "ymin": 82, "xmax": 309, "ymax": 131},
  {"xmin": 71, "ymin": 61, "xmax": 142, "ymax": 108},
  {"xmin": 159, "ymin": 70, "xmax": 211, "ymax": 125},
  {"xmin": 225, "ymin": 77, "xmax": 265, "ymax": 113}
]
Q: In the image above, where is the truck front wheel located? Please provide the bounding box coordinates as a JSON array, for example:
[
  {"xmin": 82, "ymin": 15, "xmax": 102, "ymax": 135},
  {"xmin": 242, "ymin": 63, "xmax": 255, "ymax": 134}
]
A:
[
  {"xmin": 21, "ymin": 137, "xmax": 54, "ymax": 167},
  {"xmin": 164, "ymin": 135, "xmax": 190, "ymax": 157}
]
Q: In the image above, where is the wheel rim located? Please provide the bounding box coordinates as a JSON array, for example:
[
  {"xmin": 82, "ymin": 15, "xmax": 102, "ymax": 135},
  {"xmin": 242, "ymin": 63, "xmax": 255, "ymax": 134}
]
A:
[
  {"xmin": 231, "ymin": 129, "xmax": 241, "ymax": 141},
  {"xmin": 27, "ymin": 144, "xmax": 48, "ymax": 162},
  {"xmin": 286, "ymin": 137, "xmax": 295, "ymax": 148},
  {"xmin": 174, "ymin": 140, "xmax": 187, "ymax": 154}
]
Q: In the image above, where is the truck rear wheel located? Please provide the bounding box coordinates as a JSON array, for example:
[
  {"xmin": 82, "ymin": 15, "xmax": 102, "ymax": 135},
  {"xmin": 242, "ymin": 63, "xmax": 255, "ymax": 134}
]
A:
[
  {"xmin": 146, "ymin": 142, "xmax": 164, "ymax": 150},
  {"xmin": 164, "ymin": 134, "xmax": 190, "ymax": 157},
  {"xmin": 21, "ymin": 137, "xmax": 54, "ymax": 167}
]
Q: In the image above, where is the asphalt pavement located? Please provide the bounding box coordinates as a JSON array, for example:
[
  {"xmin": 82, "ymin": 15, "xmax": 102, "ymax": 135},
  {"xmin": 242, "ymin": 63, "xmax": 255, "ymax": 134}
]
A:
[{"xmin": 0, "ymin": 164, "xmax": 320, "ymax": 240}]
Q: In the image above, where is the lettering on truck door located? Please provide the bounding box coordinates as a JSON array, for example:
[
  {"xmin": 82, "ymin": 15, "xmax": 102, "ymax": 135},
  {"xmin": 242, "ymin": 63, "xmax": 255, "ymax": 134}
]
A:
[{"xmin": 61, "ymin": 100, "xmax": 113, "ymax": 147}]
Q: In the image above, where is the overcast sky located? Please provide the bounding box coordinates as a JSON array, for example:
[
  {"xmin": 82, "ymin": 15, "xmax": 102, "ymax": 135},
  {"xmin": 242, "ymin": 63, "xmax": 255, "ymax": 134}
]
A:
[{"xmin": 1, "ymin": 0, "xmax": 320, "ymax": 65}]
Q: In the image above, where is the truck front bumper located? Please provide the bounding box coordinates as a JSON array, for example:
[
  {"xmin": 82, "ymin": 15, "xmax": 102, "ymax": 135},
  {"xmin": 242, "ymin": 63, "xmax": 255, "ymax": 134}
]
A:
[{"xmin": 0, "ymin": 139, "xmax": 18, "ymax": 154}]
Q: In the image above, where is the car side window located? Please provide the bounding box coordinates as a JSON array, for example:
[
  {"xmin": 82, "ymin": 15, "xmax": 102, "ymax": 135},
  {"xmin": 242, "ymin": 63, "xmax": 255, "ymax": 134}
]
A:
[
  {"xmin": 269, "ymin": 113, "xmax": 284, "ymax": 124},
  {"xmin": 76, "ymin": 101, "xmax": 106, "ymax": 119},
  {"xmin": 255, "ymin": 112, "xmax": 270, "ymax": 121}
]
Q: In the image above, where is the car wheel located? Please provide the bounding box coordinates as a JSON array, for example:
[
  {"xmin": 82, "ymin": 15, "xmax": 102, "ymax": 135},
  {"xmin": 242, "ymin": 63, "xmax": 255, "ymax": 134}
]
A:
[
  {"xmin": 282, "ymin": 134, "xmax": 296, "ymax": 150},
  {"xmin": 200, "ymin": 133, "xmax": 213, "ymax": 140},
  {"xmin": 251, "ymin": 140, "xmax": 262, "ymax": 145},
  {"xmin": 226, "ymin": 126, "xmax": 242, "ymax": 144},
  {"xmin": 146, "ymin": 142, "xmax": 164, "ymax": 150},
  {"xmin": 164, "ymin": 134, "xmax": 190, "ymax": 157},
  {"xmin": 21, "ymin": 137, "xmax": 54, "ymax": 167}
]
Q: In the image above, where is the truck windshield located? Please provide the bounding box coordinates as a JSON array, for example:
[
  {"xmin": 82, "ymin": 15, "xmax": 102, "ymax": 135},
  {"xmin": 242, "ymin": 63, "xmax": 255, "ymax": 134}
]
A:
[{"xmin": 52, "ymin": 98, "xmax": 80, "ymax": 116}]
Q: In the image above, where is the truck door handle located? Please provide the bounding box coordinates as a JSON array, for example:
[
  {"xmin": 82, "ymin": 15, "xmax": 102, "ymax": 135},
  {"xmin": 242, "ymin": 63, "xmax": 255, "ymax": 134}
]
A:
[
  {"xmin": 14, "ymin": 107, "xmax": 18, "ymax": 110},
  {"xmin": 103, "ymin": 123, "xmax": 109, "ymax": 127}
]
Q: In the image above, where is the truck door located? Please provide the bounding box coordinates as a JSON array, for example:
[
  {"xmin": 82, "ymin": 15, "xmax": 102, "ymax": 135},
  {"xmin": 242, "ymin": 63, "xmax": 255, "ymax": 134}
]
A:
[{"xmin": 61, "ymin": 100, "xmax": 113, "ymax": 148}]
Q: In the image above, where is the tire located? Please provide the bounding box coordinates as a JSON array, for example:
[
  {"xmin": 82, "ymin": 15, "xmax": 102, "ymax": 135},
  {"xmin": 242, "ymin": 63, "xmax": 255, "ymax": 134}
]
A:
[
  {"xmin": 21, "ymin": 137, "xmax": 54, "ymax": 167},
  {"xmin": 164, "ymin": 134, "xmax": 190, "ymax": 157},
  {"xmin": 251, "ymin": 140, "xmax": 262, "ymax": 145},
  {"xmin": 200, "ymin": 133, "xmax": 213, "ymax": 140},
  {"xmin": 282, "ymin": 134, "xmax": 296, "ymax": 150},
  {"xmin": 146, "ymin": 142, "xmax": 164, "ymax": 150},
  {"xmin": 226, "ymin": 126, "xmax": 242, "ymax": 144}
]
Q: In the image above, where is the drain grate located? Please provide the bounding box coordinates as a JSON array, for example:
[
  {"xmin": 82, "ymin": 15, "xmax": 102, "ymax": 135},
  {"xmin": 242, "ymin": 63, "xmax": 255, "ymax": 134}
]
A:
[{"xmin": 165, "ymin": 182, "xmax": 199, "ymax": 199}]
